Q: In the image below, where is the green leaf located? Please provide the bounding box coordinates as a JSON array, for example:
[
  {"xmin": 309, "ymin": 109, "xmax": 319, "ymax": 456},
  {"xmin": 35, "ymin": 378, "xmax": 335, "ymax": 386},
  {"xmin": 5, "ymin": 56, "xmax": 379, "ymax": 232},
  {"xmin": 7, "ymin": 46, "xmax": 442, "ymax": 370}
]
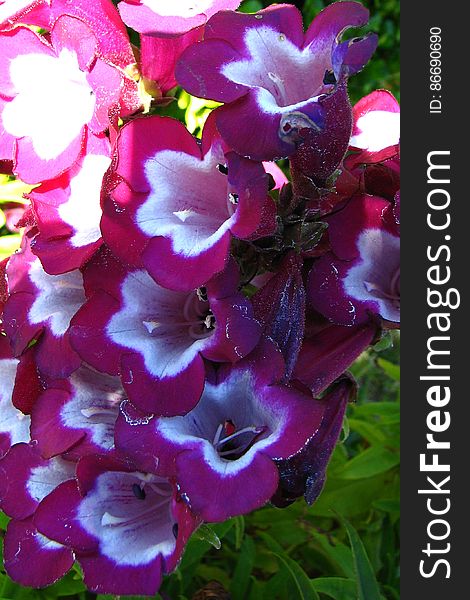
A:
[
  {"xmin": 311, "ymin": 577, "xmax": 357, "ymax": 599},
  {"xmin": 337, "ymin": 515, "xmax": 382, "ymax": 600},
  {"xmin": 335, "ymin": 446, "xmax": 399, "ymax": 480},
  {"xmin": 0, "ymin": 512, "xmax": 9, "ymax": 530},
  {"xmin": 230, "ymin": 536, "xmax": 255, "ymax": 600},
  {"xmin": 377, "ymin": 358, "xmax": 400, "ymax": 381},
  {"xmin": 271, "ymin": 553, "xmax": 320, "ymax": 600},
  {"xmin": 233, "ymin": 515, "xmax": 245, "ymax": 550},
  {"xmin": 310, "ymin": 533, "xmax": 355, "ymax": 580}
]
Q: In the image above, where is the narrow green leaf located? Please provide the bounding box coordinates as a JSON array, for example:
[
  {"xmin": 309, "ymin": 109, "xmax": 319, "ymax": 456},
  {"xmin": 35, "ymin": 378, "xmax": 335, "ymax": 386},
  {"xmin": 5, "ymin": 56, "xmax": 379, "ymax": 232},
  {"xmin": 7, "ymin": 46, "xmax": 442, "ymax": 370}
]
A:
[
  {"xmin": 230, "ymin": 536, "xmax": 255, "ymax": 600},
  {"xmin": 377, "ymin": 358, "xmax": 400, "ymax": 381},
  {"xmin": 233, "ymin": 515, "xmax": 245, "ymax": 550},
  {"xmin": 311, "ymin": 577, "xmax": 357, "ymax": 599},
  {"xmin": 272, "ymin": 553, "xmax": 320, "ymax": 600},
  {"xmin": 336, "ymin": 446, "xmax": 399, "ymax": 480},
  {"xmin": 337, "ymin": 514, "xmax": 382, "ymax": 600}
]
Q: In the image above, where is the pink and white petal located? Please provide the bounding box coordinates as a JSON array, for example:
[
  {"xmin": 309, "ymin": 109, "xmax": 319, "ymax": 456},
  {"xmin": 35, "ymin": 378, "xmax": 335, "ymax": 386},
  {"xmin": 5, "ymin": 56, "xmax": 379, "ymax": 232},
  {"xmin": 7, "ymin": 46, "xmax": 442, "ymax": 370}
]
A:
[
  {"xmin": 0, "ymin": 352, "xmax": 31, "ymax": 457},
  {"xmin": 308, "ymin": 254, "xmax": 370, "ymax": 326},
  {"xmin": 304, "ymin": 1, "xmax": 370, "ymax": 50},
  {"xmin": 2, "ymin": 290, "xmax": 43, "ymax": 356},
  {"xmin": 3, "ymin": 517, "xmax": 74, "ymax": 589},
  {"xmin": 0, "ymin": 443, "xmax": 75, "ymax": 519},
  {"xmin": 0, "ymin": 1, "xmax": 50, "ymax": 31},
  {"xmin": 32, "ymin": 387, "xmax": 86, "ymax": 459},
  {"xmin": 114, "ymin": 116, "xmax": 200, "ymax": 194},
  {"xmin": 350, "ymin": 89, "xmax": 400, "ymax": 162},
  {"xmin": 327, "ymin": 195, "xmax": 394, "ymax": 260},
  {"xmin": 34, "ymin": 479, "xmax": 99, "ymax": 552}
]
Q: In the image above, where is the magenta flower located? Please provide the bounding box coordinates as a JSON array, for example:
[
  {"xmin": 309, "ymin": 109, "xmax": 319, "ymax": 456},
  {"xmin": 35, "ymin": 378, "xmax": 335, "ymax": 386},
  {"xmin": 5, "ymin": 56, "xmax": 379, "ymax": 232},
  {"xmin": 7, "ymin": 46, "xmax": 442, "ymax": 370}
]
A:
[
  {"xmin": 0, "ymin": 15, "xmax": 133, "ymax": 183},
  {"xmin": 29, "ymin": 134, "xmax": 111, "ymax": 275},
  {"xmin": 115, "ymin": 341, "xmax": 327, "ymax": 522},
  {"xmin": 3, "ymin": 237, "xmax": 86, "ymax": 377},
  {"xmin": 102, "ymin": 114, "xmax": 268, "ymax": 290},
  {"xmin": 308, "ymin": 194, "xmax": 400, "ymax": 326},
  {"xmin": 0, "ymin": 443, "xmax": 76, "ymax": 587},
  {"xmin": 35, "ymin": 454, "xmax": 199, "ymax": 596},
  {"xmin": 176, "ymin": 2, "xmax": 377, "ymax": 161},
  {"xmin": 31, "ymin": 366, "xmax": 126, "ymax": 459},
  {"xmin": 70, "ymin": 251, "xmax": 261, "ymax": 415}
]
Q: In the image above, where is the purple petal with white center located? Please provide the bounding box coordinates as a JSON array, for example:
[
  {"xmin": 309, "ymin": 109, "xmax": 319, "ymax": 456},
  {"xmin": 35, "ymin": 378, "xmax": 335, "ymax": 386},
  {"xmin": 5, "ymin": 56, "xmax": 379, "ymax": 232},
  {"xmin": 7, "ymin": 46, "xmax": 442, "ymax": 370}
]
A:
[
  {"xmin": 177, "ymin": 3, "xmax": 373, "ymax": 161},
  {"xmin": 35, "ymin": 455, "xmax": 198, "ymax": 596},
  {"xmin": 105, "ymin": 115, "xmax": 267, "ymax": 290},
  {"xmin": 71, "ymin": 258, "xmax": 260, "ymax": 415},
  {"xmin": 308, "ymin": 195, "xmax": 400, "ymax": 325},
  {"xmin": 116, "ymin": 342, "xmax": 326, "ymax": 522},
  {"xmin": 31, "ymin": 366, "xmax": 126, "ymax": 459},
  {"xmin": 3, "ymin": 517, "xmax": 74, "ymax": 588},
  {"xmin": 0, "ymin": 341, "xmax": 30, "ymax": 457},
  {"xmin": 3, "ymin": 242, "xmax": 85, "ymax": 377},
  {"xmin": 0, "ymin": 442, "xmax": 75, "ymax": 519}
]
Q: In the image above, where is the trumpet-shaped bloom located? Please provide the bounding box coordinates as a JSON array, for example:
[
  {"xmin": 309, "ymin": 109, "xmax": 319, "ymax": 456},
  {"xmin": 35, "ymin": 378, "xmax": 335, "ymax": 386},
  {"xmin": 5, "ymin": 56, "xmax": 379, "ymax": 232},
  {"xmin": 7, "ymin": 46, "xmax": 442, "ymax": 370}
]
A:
[
  {"xmin": 102, "ymin": 114, "xmax": 268, "ymax": 290},
  {"xmin": 70, "ymin": 252, "xmax": 260, "ymax": 415},
  {"xmin": 0, "ymin": 443, "xmax": 76, "ymax": 587},
  {"xmin": 115, "ymin": 341, "xmax": 327, "ymax": 522},
  {"xmin": 35, "ymin": 454, "xmax": 199, "ymax": 595},
  {"xmin": 0, "ymin": 16, "xmax": 129, "ymax": 183},
  {"xmin": 176, "ymin": 2, "xmax": 377, "ymax": 160}
]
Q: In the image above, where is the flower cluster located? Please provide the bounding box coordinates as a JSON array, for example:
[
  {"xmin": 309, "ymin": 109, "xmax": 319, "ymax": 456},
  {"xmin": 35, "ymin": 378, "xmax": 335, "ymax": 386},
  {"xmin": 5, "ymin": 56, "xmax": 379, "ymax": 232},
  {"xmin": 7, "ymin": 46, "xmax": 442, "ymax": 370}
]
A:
[{"xmin": 0, "ymin": 0, "xmax": 399, "ymax": 595}]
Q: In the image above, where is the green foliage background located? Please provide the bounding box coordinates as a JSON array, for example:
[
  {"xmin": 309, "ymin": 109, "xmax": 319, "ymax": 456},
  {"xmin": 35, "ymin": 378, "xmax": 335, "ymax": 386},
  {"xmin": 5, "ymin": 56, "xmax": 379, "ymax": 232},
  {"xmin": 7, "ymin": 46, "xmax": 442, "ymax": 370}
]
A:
[{"xmin": 0, "ymin": 0, "xmax": 400, "ymax": 598}]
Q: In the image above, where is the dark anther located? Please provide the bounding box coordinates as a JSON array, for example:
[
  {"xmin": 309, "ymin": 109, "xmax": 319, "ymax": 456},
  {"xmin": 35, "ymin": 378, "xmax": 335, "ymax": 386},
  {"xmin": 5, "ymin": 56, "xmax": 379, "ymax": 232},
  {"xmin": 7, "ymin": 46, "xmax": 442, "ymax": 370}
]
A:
[
  {"xmin": 323, "ymin": 70, "xmax": 336, "ymax": 85},
  {"xmin": 267, "ymin": 173, "xmax": 276, "ymax": 191},
  {"xmin": 172, "ymin": 523, "xmax": 179, "ymax": 538},
  {"xmin": 228, "ymin": 193, "xmax": 239, "ymax": 205},
  {"xmin": 217, "ymin": 163, "xmax": 229, "ymax": 175},
  {"xmin": 132, "ymin": 483, "xmax": 146, "ymax": 500}
]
